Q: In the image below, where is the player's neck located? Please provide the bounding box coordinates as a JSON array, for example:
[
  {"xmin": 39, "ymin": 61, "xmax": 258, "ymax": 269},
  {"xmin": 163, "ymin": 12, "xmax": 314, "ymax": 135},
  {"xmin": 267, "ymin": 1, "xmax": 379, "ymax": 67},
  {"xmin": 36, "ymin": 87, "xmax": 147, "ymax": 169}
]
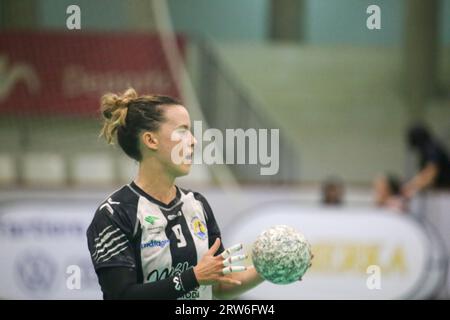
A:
[{"xmin": 134, "ymin": 159, "xmax": 177, "ymax": 205}]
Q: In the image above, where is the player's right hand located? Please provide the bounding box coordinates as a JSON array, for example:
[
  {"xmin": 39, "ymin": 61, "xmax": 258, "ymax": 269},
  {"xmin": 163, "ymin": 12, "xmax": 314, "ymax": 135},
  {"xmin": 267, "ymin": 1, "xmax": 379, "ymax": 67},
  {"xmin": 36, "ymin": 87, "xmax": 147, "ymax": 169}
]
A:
[{"xmin": 193, "ymin": 238, "xmax": 247, "ymax": 286}]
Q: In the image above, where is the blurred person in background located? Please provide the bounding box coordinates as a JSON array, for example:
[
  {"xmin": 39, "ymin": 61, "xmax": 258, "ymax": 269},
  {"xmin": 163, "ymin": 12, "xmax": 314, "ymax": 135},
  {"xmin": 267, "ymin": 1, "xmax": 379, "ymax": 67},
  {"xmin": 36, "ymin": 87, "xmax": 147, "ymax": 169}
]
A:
[
  {"xmin": 86, "ymin": 88, "xmax": 267, "ymax": 300},
  {"xmin": 373, "ymin": 174, "xmax": 407, "ymax": 213},
  {"xmin": 321, "ymin": 176, "xmax": 344, "ymax": 206},
  {"xmin": 403, "ymin": 124, "xmax": 450, "ymax": 199}
]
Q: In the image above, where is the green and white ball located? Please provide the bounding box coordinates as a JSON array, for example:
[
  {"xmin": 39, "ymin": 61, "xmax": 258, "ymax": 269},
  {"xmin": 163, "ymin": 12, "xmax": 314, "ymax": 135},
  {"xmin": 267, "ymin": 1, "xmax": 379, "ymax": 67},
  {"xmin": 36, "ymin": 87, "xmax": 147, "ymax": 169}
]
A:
[{"xmin": 252, "ymin": 225, "xmax": 312, "ymax": 284}]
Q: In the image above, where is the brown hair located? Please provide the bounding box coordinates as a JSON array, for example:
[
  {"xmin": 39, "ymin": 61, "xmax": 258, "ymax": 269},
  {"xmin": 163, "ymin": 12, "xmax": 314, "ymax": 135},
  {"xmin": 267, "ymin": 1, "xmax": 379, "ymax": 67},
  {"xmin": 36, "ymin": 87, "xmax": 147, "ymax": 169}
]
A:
[{"xmin": 100, "ymin": 88, "xmax": 181, "ymax": 161}]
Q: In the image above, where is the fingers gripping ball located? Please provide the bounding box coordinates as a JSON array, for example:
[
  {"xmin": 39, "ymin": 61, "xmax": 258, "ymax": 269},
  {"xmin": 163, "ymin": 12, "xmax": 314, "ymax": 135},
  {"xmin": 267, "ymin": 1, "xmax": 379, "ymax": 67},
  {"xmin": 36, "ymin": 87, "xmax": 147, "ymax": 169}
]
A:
[{"xmin": 252, "ymin": 225, "xmax": 312, "ymax": 284}]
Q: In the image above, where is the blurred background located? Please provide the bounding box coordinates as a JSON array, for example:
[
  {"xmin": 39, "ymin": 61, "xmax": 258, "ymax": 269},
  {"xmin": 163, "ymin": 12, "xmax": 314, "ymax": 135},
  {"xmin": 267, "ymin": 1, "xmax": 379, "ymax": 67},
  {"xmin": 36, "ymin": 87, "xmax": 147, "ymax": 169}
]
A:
[{"xmin": 0, "ymin": 0, "xmax": 449, "ymax": 299}]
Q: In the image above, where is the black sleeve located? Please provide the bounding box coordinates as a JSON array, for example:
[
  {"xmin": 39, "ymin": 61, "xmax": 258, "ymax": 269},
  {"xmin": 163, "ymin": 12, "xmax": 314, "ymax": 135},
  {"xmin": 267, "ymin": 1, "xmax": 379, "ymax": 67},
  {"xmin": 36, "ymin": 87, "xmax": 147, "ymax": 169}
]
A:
[
  {"xmin": 87, "ymin": 207, "xmax": 136, "ymax": 271},
  {"xmin": 98, "ymin": 266, "xmax": 199, "ymax": 300},
  {"xmin": 194, "ymin": 192, "xmax": 225, "ymax": 255}
]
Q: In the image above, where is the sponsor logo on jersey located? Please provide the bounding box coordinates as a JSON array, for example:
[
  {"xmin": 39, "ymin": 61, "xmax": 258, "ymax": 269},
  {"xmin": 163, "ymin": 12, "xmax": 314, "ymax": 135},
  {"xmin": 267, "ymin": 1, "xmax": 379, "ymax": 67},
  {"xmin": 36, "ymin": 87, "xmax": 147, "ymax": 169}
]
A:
[
  {"xmin": 173, "ymin": 276, "xmax": 182, "ymax": 291},
  {"xmin": 147, "ymin": 261, "xmax": 191, "ymax": 283},
  {"xmin": 140, "ymin": 239, "xmax": 170, "ymax": 249},
  {"xmin": 144, "ymin": 215, "xmax": 159, "ymax": 225},
  {"xmin": 167, "ymin": 211, "xmax": 182, "ymax": 221},
  {"xmin": 179, "ymin": 288, "xmax": 200, "ymax": 300},
  {"xmin": 191, "ymin": 216, "xmax": 207, "ymax": 240},
  {"xmin": 143, "ymin": 215, "xmax": 165, "ymax": 235}
]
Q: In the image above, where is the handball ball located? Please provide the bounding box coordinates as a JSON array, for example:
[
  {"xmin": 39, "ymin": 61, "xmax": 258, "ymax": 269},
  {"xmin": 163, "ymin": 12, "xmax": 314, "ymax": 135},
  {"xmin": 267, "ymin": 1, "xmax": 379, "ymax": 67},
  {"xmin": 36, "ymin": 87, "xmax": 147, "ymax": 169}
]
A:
[{"xmin": 252, "ymin": 225, "xmax": 312, "ymax": 284}]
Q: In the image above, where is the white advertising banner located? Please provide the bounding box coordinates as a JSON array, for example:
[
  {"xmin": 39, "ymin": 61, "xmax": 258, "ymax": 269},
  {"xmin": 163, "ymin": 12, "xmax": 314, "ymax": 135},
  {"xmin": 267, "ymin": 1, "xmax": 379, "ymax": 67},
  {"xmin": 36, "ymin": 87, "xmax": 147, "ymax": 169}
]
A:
[
  {"xmin": 0, "ymin": 200, "xmax": 102, "ymax": 299},
  {"xmin": 0, "ymin": 198, "xmax": 443, "ymax": 299},
  {"xmin": 223, "ymin": 203, "xmax": 434, "ymax": 300}
]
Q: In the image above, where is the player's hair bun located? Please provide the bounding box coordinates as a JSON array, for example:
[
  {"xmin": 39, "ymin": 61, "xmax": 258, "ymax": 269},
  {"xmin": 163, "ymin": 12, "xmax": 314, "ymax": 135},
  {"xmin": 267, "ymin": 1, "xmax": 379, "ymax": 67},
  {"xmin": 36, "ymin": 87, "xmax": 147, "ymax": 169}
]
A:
[
  {"xmin": 100, "ymin": 88, "xmax": 138, "ymax": 144},
  {"xmin": 98, "ymin": 88, "xmax": 180, "ymax": 161}
]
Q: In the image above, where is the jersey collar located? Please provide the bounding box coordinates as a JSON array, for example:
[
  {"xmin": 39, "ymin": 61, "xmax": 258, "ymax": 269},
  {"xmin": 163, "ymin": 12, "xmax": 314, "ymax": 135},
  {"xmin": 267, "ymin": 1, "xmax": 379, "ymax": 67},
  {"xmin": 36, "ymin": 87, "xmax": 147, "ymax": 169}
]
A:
[{"xmin": 129, "ymin": 181, "xmax": 182, "ymax": 209}]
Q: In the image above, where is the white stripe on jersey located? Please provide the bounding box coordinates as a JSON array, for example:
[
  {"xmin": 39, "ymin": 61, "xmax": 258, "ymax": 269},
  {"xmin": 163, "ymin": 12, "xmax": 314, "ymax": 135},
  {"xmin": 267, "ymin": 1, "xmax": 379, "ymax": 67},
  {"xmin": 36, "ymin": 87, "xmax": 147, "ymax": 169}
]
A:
[
  {"xmin": 95, "ymin": 240, "xmax": 129, "ymax": 262},
  {"xmin": 100, "ymin": 246, "xmax": 129, "ymax": 263},
  {"xmin": 94, "ymin": 225, "xmax": 113, "ymax": 242},
  {"xmin": 93, "ymin": 228, "xmax": 120, "ymax": 249},
  {"xmin": 92, "ymin": 234, "xmax": 126, "ymax": 259}
]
